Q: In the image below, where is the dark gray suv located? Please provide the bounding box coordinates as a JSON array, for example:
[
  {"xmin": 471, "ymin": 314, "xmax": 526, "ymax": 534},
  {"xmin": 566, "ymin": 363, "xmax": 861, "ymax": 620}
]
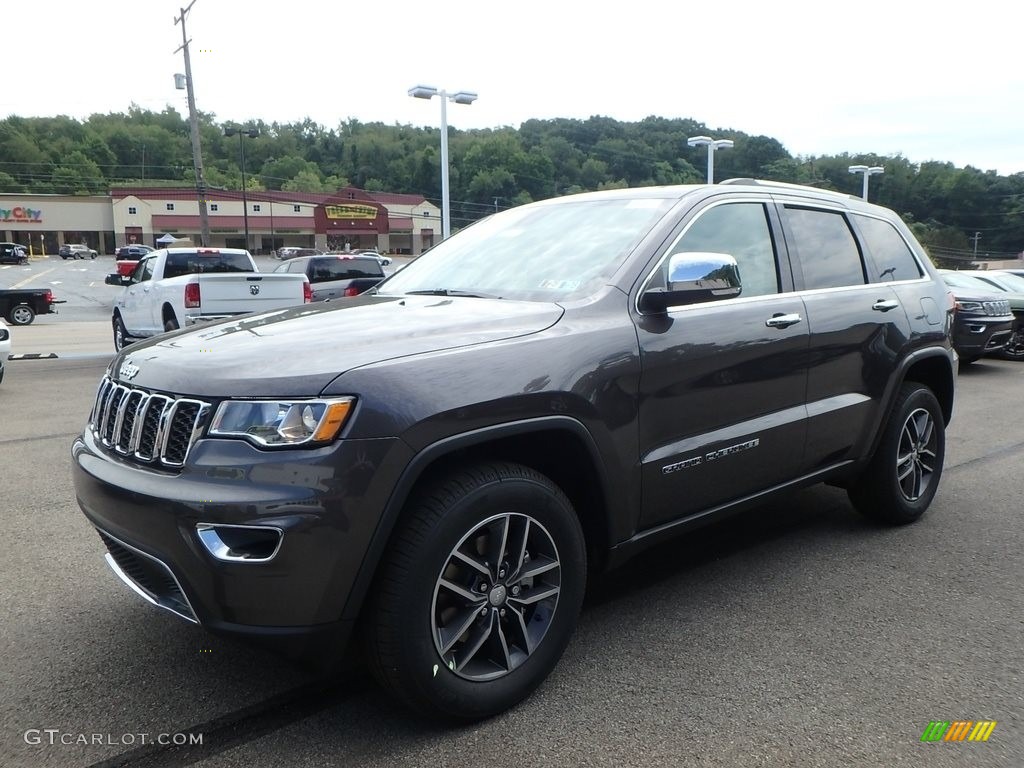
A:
[{"xmin": 73, "ymin": 180, "xmax": 956, "ymax": 722}]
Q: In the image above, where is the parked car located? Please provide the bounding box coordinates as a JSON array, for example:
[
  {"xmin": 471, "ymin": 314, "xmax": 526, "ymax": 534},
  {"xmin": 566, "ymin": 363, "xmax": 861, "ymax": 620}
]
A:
[
  {"xmin": 0, "ymin": 287, "xmax": 63, "ymax": 325},
  {"xmin": 0, "ymin": 242, "xmax": 29, "ymax": 264},
  {"xmin": 962, "ymin": 270, "xmax": 1024, "ymax": 360},
  {"xmin": 59, "ymin": 244, "xmax": 98, "ymax": 260},
  {"xmin": 104, "ymin": 247, "xmax": 311, "ymax": 350},
  {"xmin": 938, "ymin": 271, "xmax": 1015, "ymax": 363},
  {"xmin": 273, "ymin": 254, "xmax": 385, "ymax": 300},
  {"xmin": 351, "ymin": 248, "xmax": 392, "ymax": 267},
  {"xmin": 74, "ymin": 180, "xmax": 956, "ymax": 722},
  {"xmin": 277, "ymin": 247, "xmax": 321, "ymax": 260},
  {"xmin": 0, "ymin": 318, "xmax": 10, "ymax": 383}
]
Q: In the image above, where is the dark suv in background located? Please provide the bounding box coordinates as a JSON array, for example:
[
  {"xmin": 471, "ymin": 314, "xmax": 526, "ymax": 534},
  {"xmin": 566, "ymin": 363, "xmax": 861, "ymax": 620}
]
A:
[{"xmin": 73, "ymin": 180, "xmax": 956, "ymax": 722}]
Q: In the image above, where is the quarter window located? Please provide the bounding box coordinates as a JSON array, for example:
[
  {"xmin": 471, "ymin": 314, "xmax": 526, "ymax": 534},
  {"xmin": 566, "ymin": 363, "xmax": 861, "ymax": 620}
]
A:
[
  {"xmin": 659, "ymin": 202, "xmax": 779, "ymax": 298},
  {"xmin": 785, "ymin": 207, "xmax": 865, "ymax": 289},
  {"xmin": 853, "ymin": 215, "xmax": 922, "ymax": 282}
]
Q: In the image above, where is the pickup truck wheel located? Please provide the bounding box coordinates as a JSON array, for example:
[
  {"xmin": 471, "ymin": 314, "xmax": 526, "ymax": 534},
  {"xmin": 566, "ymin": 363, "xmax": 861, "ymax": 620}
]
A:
[
  {"xmin": 362, "ymin": 462, "xmax": 586, "ymax": 722},
  {"xmin": 847, "ymin": 382, "xmax": 945, "ymax": 525},
  {"xmin": 164, "ymin": 316, "xmax": 179, "ymax": 332},
  {"xmin": 8, "ymin": 304, "xmax": 35, "ymax": 325},
  {"xmin": 113, "ymin": 315, "xmax": 130, "ymax": 351}
]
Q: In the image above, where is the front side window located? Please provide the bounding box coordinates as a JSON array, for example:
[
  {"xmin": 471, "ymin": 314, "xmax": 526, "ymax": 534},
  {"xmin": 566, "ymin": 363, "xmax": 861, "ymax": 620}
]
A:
[
  {"xmin": 853, "ymin": 215, "xmax": 922, "ymax": 282},
  {"xmin": 657, "ymin": 202, "xmax": 779, "ymax": 298},
  {"xmin": 785, "ymin": 207, "xmax": 865, "ymax": 289}
]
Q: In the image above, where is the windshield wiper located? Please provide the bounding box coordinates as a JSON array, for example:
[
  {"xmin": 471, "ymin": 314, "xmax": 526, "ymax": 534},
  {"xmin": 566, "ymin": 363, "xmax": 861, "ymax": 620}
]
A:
[{"xmin": 406, "ymin": 289, "xmax": 503, "ymax": 299}]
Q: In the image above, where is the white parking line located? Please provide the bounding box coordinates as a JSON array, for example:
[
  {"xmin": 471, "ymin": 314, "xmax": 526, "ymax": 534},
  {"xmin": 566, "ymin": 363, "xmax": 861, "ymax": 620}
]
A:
[{"xmin": 8, "ymin": 267, "xmax": 56, "ymax": 289}]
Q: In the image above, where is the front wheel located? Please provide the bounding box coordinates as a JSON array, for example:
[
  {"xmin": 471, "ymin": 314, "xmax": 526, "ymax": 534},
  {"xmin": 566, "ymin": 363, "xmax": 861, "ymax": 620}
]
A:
[
  {"xmin": 848, "ymin": 382, "xmax": 945, "ymax": 525},
  {"xmin": 362, "ymin": 462, "xmax": 587, "ymax": 722},
  {"xmin": 8, "ymin": 304, "xmax": 35, "ymax": 325},
  {"xmin": 113, "ymin": 314, "xmax": 130, "ymax": 351},
  {"xmin": 998, "ymin": 328, "xmax": 1024, "ymax": 361}
]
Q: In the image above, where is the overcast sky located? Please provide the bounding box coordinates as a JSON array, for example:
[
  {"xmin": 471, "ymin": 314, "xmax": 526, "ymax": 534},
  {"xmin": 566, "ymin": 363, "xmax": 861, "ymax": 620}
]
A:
[{"xmin": 6, "ymin": 0, "xmax": 1021, "ymax": 174}]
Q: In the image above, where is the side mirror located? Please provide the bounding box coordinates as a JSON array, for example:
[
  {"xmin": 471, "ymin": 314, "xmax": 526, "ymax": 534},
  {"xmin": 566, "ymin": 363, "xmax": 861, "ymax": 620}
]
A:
[
  {"xmin": 105, "ymin": 274, "xmax": 129, "ymax": 286},
  {"xmin": 640, "ymin": 252, "xmax": 742, "ymax": 313}
]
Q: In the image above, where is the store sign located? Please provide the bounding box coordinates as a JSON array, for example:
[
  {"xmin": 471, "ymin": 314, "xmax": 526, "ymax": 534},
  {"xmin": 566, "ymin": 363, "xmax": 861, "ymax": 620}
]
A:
[
  {"xmin": 325, "ymin": 204, "xmax": 378, "ymax": 220},
  {"xmin": 0, "ymin": 206, "xmax": 42, "ymax": 223}
]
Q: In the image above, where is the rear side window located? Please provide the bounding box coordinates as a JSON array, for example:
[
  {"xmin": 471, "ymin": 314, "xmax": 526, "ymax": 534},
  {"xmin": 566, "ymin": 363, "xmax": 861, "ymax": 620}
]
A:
[
  {"xmin": 309, "ymin": 257, "xmax": 384, "ymax": 283},
  {"xmin": 785, "ymin": 207, "xmax": 866, "ymax": 289},
  {"xmin": 164, "ymin": 252, "xmax": 253, "ymax": 279},
  {"xmin": 853, "ymin": 215, "xmax": 923, "ymax": 282}
]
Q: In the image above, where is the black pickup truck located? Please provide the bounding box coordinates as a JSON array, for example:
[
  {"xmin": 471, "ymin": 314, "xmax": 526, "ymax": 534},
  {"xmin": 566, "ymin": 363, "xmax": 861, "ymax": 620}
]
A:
[{"xmin": 0, "ymin": 288, "xmax": 62, "ymax": 325}]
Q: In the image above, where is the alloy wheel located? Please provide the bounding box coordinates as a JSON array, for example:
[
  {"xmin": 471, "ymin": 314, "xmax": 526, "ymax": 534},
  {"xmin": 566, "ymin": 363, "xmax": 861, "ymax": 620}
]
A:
[
  {"xmin": 431, "ymin": 512, "xmax": 561, "ymax": 682},
  {"xmin": 896, "ymin": 407, "xmax": 937, "ymax": 501}
]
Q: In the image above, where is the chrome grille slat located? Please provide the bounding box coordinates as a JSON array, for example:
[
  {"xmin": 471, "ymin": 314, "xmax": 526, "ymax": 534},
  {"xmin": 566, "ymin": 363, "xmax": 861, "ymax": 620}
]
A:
[{"xmin": 90, "ymin": 376, "xmax": 210, "ymax": 469}]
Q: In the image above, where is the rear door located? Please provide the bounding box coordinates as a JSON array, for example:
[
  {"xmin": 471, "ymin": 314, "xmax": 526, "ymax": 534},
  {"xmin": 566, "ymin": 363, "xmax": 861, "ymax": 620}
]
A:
[
  {"xmin": 120, "ymin": 257, "xmax": 156, "ymax": 335},
  {"xmin": 635, "ymin": 197, "xmax": 810, "ymax": 527},
  {"xmin": 776, "ymin": 200, "xmax": 912, "ymax": 472}
]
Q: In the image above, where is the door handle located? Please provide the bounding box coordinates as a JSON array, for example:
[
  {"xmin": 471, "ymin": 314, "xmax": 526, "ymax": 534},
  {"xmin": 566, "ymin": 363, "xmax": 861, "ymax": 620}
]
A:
[
  {"xmin": 765, "ymin": 313, "xmax": 802, "ymax": 328},
  {"xmin": 872, "ymin": 299, "xmax": 899, "ymax": 312}
]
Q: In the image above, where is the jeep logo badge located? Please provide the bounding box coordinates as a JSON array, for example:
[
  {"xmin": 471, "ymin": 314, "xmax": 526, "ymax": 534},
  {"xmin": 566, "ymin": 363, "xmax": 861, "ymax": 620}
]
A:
[
  {"xmin": 119, "ymin": 360, "xmax": 140, "ymax": 380},
  {"xmin": 250, "ymin": 285, "xmax": 260, "ymax": 296}
]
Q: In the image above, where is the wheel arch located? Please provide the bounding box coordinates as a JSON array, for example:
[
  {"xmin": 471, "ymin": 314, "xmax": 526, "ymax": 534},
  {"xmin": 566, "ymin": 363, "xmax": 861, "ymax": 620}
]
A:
[
  {"xmin": 161, "ymin": 303, "xmax": 177, "ymax": 325},
  {"xmin": 340, "ymin": 416, "xmax": 613, "ymax": 623}
]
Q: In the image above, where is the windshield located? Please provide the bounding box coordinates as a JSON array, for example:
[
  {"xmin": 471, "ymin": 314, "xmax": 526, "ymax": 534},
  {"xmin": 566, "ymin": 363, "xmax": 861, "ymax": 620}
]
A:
[
  {"xmin": 979, "ymin": 272, "xmax": 1024, "ymax": 293},
  {"xmin": 378, "ymin": 197, "xmax": 676, "ymax": 301}
]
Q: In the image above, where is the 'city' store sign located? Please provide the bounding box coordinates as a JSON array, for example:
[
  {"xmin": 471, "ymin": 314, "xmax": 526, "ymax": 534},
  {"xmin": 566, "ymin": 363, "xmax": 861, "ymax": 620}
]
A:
[{"xmin": 0, "ymin": 206, "xmax": 42, "ymax": 223}]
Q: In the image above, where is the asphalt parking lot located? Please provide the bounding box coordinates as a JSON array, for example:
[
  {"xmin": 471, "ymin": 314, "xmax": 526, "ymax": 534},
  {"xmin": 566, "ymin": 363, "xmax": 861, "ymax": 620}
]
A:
[{"xmin": 0, "ymin": 270, "xmax": 1021, "ymax": 766}]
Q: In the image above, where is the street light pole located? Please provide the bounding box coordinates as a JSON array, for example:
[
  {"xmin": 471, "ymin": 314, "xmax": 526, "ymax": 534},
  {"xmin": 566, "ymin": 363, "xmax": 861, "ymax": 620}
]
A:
[
  {"xmin": 173, "ymin": 1, "xmax": 210, "ymax": 246},
  {"xmin": 848, "ymin": 165, "xmax": 884, "ymax": 200},
  {"xmin": 408, "ymin": 85, "xmax": 478, "ymax": 240},
  {"xmin": 687, "ymin": 136, "xmax": 734, "ymax": 184},
  {"xmin": 224, "ymin": 125, "xmax": 259, "ymax": 252}
]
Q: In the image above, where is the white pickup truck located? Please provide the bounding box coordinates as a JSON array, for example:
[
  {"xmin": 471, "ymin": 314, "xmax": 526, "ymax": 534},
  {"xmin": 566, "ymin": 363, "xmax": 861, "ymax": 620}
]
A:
[{"xmin": 105, "ymin": 247, "xmax": 311, "ymax": 351}]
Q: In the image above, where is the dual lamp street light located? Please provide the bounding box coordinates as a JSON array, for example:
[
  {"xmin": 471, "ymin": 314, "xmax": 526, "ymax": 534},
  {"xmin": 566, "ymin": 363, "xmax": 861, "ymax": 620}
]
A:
[
  {"xmin": 224, "ymin": 125, "xmax": 259, "ymax": 252},
  {"xmin": 687, "ymin": 136, "xmax": 734, "ymax": 184},
  {"xmin": 848, "ymin": 164, "xmax": 884, "ymax": 201},
  {"xmin": 408, "ymin": 85, "xmax": 478, "ymax": 240}
]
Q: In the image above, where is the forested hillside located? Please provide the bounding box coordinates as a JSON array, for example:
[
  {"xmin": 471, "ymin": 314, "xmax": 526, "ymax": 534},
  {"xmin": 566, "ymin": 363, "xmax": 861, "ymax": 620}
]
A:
[{"xmin": 1, "ymin": 107, "xmax": 1020, "ymax": 260}]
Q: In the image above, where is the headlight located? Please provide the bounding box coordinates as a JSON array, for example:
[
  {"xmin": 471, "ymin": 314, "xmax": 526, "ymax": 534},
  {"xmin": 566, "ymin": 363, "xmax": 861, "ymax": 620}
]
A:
[
  {"xmin": 954, "ymin": 300, "xmax": 982, "ymax": 312},
  {"xmin": 210, "ymin": 397, "xmax": 355, "ymax": 447}
]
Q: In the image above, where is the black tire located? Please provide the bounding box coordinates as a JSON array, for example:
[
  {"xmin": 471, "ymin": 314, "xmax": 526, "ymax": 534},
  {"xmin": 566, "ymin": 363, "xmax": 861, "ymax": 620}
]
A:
[
  {"xmin": 998, "ymin": 328, "xmax": 1024, "ymax": 361},
  {"xmin": 8, "ymin": 304, "xmax": 35, "ymax": 325},
  {"xmin": 163, "ymin": 314, "xmax": 179, "ymax": 332},
  {"xmin": 362, "ymin": 462, "xmax": 587, "ymax": 722},
  {"xmin": 848, "ymin": 382, "xmax": 945, "ymax": 525},
  {"xmin": 113, "ymin": 314, "xmax": 130, "ymax": 351}
]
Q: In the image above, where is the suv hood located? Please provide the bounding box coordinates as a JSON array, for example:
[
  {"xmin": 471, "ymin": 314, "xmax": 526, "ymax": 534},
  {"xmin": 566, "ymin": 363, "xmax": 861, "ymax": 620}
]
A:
[{"xmin": 113, "ymin": 295, "xmax": 564, "ymax": 397}]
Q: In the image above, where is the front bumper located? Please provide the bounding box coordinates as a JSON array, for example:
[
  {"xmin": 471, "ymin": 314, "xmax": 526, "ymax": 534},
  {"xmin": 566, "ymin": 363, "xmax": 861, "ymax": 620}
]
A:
[
  {"xmin": 951, "ymin": 316, "xmax": 1014, "ymax": 356},
  {"xmin": 72, "ymin": 427, "xmax": 411, "ymax": 642}
]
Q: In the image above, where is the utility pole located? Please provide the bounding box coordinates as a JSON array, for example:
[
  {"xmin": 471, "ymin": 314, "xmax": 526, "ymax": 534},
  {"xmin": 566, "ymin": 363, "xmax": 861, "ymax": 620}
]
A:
[
  {"xmin": 174, "ymin": 1, "xmax": 211, "ymax": 246},
  {"xmin": 971, "ymin": 231, "xmax": 981, "ymax": 258}
]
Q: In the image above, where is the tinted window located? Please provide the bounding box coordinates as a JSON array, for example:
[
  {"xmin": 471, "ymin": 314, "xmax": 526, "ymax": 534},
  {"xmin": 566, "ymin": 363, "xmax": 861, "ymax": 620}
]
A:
[
  {"xmin": 785, "ymin": 207, "xmax": 865, "ymax": 289},
  {"xmin": 163, "ymin": 252, "xmax": 253, "ymax": 279},
  {"xmin": 309, "ymin": 257, "xmax": 383, "ymax": 282},
  {"xmin": 854, "ymin": 215, "xmax": 922, "ymax": 282},
  {"xmin": 665, "ymin": 202, "xmax": 779, "ymax": 298}
]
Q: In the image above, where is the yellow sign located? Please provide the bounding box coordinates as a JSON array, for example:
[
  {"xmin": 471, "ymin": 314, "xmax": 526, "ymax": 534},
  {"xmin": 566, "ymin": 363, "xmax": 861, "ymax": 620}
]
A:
[{"xmin": 325, "ymin": 204, "xmax": 378, "ymax": 220}]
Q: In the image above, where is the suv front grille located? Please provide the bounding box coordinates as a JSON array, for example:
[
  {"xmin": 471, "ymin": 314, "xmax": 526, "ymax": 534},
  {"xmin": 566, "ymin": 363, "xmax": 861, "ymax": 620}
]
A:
[
  {"xmin": 90, "ymin": 377, "xmax": 210, "ymax": 468},
  {"xmin": 984, "ymin": 300, "xmax": 1010, "ymax": 316}
]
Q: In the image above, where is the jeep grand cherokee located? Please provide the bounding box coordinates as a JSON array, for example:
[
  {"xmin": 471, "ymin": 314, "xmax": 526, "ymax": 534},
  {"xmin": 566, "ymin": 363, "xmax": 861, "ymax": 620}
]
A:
[{"xmin": 72, "ymin": 180, "xmax": 956, "ymax": 721}]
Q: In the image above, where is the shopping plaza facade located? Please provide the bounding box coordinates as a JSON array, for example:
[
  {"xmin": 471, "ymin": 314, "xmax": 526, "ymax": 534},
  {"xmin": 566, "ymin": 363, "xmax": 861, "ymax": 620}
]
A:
[{"xmin": 0, "ymin": 187, "xmax": 441, "ymax": 256}]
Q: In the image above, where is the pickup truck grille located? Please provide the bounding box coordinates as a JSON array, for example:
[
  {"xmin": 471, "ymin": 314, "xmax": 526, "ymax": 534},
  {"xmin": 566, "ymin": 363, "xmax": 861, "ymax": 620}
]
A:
[{"xmin": 90, "ymin": 377, "xmax": 211, "ymax": 468}]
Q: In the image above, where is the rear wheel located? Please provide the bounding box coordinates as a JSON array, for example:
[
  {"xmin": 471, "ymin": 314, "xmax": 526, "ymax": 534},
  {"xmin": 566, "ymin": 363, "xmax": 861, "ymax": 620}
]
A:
[
  {"xmin": 848, "ymin": 382, "xmax": 945, "ymax": 525},
  {"xmin": 8, "ymin": 304, "xmax": 35, "ymax": 325},
  {"xmin": 362, "ymin": 462, "xmax": 587, "ymax": 722},
  {"xmin": 163, "ymin": 314, "xmax": 179, "ymax": 332}
]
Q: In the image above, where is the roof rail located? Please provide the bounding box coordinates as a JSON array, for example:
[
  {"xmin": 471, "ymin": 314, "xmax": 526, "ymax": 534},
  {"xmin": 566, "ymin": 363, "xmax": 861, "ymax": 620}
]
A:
[{"xmin": 718, "ymin": 178, "xmax": 861, "ymax": 201}]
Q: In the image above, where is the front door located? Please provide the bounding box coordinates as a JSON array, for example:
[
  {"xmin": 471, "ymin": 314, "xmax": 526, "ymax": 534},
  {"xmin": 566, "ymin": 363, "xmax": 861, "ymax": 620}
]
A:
[{"xmin": 635, "ymin": 200, "xmax": 810, "ymax": 528}]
